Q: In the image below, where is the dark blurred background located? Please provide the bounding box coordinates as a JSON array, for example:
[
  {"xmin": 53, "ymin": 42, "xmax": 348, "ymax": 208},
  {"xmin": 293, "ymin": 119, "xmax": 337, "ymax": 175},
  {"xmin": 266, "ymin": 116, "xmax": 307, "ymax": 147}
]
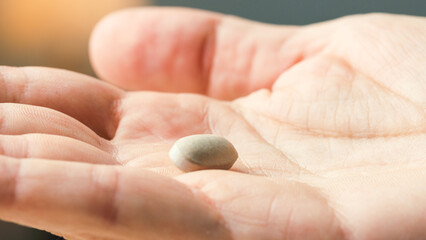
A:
[{"xmin": 0, "ymin": 0, "xmax": 425, "ymax": 239}]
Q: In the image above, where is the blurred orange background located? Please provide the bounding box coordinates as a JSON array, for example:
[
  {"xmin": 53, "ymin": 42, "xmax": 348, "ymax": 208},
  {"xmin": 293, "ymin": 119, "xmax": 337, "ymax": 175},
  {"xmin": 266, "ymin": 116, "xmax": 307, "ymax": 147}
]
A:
[{"xmin": 0, "ymin": 0, "xmax": 149, "ymax": 76}]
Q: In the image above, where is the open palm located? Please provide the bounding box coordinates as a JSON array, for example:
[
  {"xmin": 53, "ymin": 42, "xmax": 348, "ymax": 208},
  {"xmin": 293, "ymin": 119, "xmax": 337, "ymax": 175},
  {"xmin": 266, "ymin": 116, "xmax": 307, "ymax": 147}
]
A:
[{"xmin": 0, "ymin": 8, "xmax": 425, "ymax": 240}]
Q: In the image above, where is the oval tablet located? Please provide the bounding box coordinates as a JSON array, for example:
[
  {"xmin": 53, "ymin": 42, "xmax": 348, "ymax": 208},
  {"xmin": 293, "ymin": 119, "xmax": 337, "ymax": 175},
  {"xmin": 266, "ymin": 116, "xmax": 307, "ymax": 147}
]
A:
[{"xmin": 169, "ymin": 134, "xmax": 238, "ymax": 172}]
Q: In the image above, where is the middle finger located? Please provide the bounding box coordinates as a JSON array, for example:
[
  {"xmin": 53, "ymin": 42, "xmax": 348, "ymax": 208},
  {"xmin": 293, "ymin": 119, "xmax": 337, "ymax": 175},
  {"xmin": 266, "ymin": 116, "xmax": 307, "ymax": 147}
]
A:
[
  {"xmin": 0, "ymin": 133, "xmax": 116, "ymax": 165},
  {"xmin": 0, "ymin": 103, "xmax": 110, "ymax": 151}
]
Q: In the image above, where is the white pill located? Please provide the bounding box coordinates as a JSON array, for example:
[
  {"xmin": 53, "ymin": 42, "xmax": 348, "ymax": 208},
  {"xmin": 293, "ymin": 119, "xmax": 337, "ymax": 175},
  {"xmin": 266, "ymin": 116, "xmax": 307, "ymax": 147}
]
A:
[{"xmin": 169, "ymin": 134, "xmax": 238, "ymax": 172}]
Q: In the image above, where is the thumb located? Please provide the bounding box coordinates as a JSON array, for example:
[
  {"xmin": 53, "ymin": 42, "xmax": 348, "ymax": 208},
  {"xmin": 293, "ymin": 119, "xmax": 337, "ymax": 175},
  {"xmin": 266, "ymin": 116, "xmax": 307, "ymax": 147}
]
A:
[{"xmin": 89, "ymin": 7, "xmax": 301, "ymax": 99}]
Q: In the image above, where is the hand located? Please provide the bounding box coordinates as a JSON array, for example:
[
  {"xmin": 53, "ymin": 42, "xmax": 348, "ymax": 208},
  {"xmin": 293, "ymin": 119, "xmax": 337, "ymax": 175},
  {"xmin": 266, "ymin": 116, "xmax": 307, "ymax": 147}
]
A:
[{"xmin": 1, "ymin": 8, "xmax": 425, "ymax": 239}]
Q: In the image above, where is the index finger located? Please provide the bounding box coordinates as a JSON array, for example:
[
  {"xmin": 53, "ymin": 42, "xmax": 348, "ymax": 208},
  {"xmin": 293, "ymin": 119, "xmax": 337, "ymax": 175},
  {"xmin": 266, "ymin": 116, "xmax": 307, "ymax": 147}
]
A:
[{"xmin": 0, "ymin": 66, "xmax": 124, "ymax": 139}]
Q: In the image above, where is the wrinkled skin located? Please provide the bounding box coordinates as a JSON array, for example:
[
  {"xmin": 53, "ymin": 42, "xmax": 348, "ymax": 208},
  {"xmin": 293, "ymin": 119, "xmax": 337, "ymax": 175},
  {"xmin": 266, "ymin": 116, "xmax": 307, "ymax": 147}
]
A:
[{"xmin": 0, "ymin": 7, "xmax": 425, "ymax": 240}]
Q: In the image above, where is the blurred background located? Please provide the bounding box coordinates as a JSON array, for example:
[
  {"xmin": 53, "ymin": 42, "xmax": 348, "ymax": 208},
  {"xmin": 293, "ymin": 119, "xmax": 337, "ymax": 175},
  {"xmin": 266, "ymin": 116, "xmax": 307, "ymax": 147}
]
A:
[{"xmin": 0, "ymin": 0, "xmax": 425, "ymax": 239}]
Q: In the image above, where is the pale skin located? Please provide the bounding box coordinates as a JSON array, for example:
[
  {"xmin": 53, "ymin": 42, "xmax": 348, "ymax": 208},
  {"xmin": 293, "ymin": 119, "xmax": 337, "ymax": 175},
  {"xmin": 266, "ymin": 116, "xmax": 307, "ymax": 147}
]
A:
[{"xmin": 0, "ymin": 7, "xmax": 425, "ymax": 240}]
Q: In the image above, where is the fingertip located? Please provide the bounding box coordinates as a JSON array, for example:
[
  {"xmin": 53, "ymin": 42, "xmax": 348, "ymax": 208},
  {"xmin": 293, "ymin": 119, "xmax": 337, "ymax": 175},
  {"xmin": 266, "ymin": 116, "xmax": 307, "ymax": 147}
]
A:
[
  {"xmin": 89, "ymin": 8, "xmax": 135, "ymax": 89},
  {"xmin": 89, "ymin": 7, "xmax": 220, "ymax": 92}
]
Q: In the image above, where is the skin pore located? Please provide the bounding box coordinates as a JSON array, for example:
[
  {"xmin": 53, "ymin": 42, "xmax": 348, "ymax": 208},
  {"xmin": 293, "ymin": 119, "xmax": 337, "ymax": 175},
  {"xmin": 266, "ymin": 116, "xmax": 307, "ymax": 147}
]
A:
[{"xmin": 0, "ymin": 7, "xmax": 425, "ymax": 240}]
